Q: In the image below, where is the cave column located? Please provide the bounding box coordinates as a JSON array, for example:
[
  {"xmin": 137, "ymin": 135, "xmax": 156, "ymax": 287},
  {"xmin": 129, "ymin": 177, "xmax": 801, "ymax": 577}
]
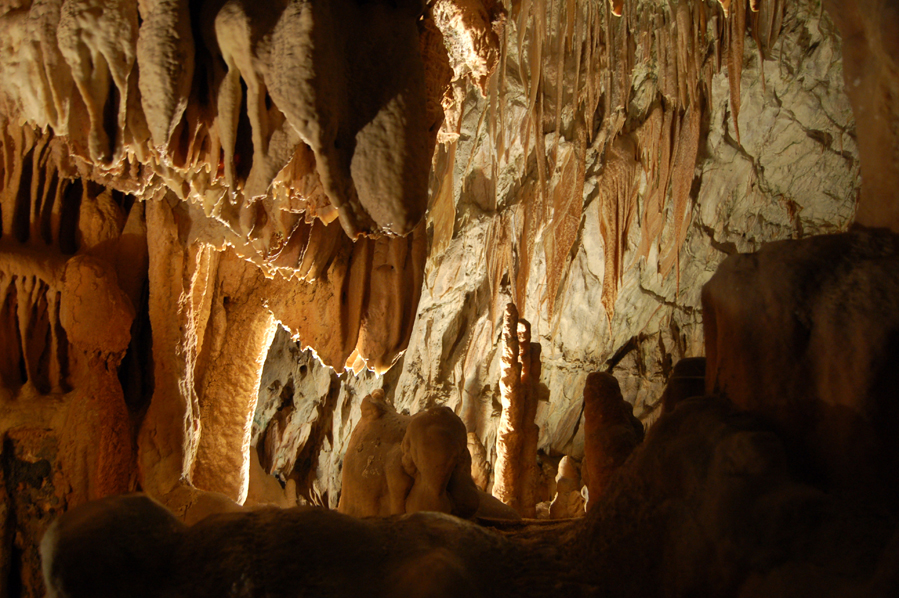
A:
[
  {"xmin": 191, "ymin": 250, "xmax": 277, "ymax": 505},
  {"xmin": 823, "ymin": 0, "xmax": 899, "ymax": 231},
  {"xmin": 518, "ymin": 319, "xmax": 540, "ymax": 519},
  {"xmin": 138, "ymin": 196, "xmax": 217, "ymax": 500}
]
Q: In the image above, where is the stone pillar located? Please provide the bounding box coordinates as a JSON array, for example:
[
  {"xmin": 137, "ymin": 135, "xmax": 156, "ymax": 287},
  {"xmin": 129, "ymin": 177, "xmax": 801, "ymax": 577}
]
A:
[
  {"xmin": 582, "ymin": 372, "xmax": 643, "ymax": 509},
  {"xmin": 823, "ymin": 0, "xmax": 899, "ymax": 231},
  {"xmin": 492, "ymin": 303, "xmax": 522, "ymax": 511},
  {"xmin": 138, "ymin": 198, "xmax": 214, "ymax": 499},
  {"xmin": 518, "ymin": 320, "xmax": 540, "ymax": 518},
  {"xmin": 493, "ymin": 303, "xmax": 541, "ymax": 516},
  {"xmin": 191, "ymin": 251, "xmax": 278, "ymax": 505}
]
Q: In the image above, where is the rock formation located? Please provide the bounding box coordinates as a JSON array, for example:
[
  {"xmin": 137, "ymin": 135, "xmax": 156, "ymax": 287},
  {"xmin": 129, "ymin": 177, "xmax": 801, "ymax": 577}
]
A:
[
  {"xmin": 582, "ymin": 372, "xmax": 644, "ymax": 508},
  {"xmin": 548, "ymin": 456, "xmax": 585, "ymax": 519},
  {"xmin": 492, "ymin": 303, "xmax": 542, "ymax": 516},
  {"xmin": 659, "ymin": 357, "xmax": 706, "ymax": 415},
  {"xmin": 0, "ymin": 0, "xmax": 895, "ymax": 593},
  {"xmin": 41, "ymin": 395, "xmax": 899, "ymax": 598},
  {"xmin": 703, "ymin": 230, "xmax": 899, "ymax": 508},
  {"xmin": 337, "ymin": 389, "xmax": 517, "ymax": 520}
]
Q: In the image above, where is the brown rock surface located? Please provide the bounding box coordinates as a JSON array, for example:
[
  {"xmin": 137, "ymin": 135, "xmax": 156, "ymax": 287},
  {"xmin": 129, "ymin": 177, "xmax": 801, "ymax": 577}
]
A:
[
  {"xmin": 40, "ymin": 398, "xmax": 899, "ymax": 598},
  {"xmin": 824, "ymin": 0, "xmax": 899, "ymax": 231},
  {"xmin": 0, "ymin": 0, "xmax": 891, "ymax": 591},
  {"xmin": 582, "ymin": 372, "xmax": 643, "ymax": 508},
  {"xmin": 548, "ymin": 456, "xmax": 585, "ymax": 519},
  {"xmin": 660, "ymin": 357, "xmax": 706, "ymax": 415},
  {"xmin": 703, "ymin": 229, "xmax": 899, "ymax": 506}
]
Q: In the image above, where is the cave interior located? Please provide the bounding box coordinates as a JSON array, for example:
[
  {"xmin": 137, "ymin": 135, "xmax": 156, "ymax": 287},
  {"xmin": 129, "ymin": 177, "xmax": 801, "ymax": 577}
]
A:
[{"xmin": 1, "ymin": 0, "xmax": 899, "ymax": 596}]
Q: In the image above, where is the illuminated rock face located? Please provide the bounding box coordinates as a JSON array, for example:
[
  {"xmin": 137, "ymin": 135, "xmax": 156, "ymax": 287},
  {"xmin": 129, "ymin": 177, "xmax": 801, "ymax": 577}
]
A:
[
  {"xmin": 337, "ymin": 389, "xmax": 517, "ymax": 520},
  {"xmin": 0, "ymin": 0, "xmax": 895, "ymax": 593}
]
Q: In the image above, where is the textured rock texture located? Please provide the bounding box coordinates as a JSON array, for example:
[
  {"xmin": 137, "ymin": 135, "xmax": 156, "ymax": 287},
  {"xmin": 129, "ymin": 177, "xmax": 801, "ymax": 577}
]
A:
[
  {"xmin": 0, "ymin": 0, "xmax": 878, "ymax": 591},
  {"xmin": 254, "ymin": 0, "xmax": 860, "ymax": 507},
  {"xmin": 824, "ymin": 0, "xmax": 899, "ymax": 230},
  {"xmin": 582, "ymin": 372, "xmax": 643, "ymax": 508}
]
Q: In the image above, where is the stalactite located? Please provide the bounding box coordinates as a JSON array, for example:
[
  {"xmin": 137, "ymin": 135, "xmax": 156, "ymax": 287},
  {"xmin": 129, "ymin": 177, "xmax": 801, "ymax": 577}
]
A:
[
  {"xmin": 675, "ymin": 1, "xmax": 697, "ymax": 109},
  {"xmin": 0, "ymin": 272, "xmax": 23, "ymax": 388},
  {"xmin": 751, "ymin": 0, "xmax": 785, "ymax": 59},
  {"xmin": 137, "ymin": 0, "xmax": 194, "ymax": 150},
  {"xmin": 429, "ymin": 142, "xmax": 458, "ymax": 258},
  {"xmin": 486, "ymin": 212, "xmax": 514, "ymax": 330},
  {"xmin": 599, "ymin": 136, "xmax": 639, "ymax": 325},
  {"xmin": 514, "ymin": 181, "xmax": 539, "ymax": 310},
  {"xmin": 727, "ymin": 0, "xmax": 746, "ymax": 144},
  {"xmin": 354, "ymin": 223, "xmax": 428, "ymax": 375},
  {"xmin": 660, "ymin": 104, "xmax": 701, "ymax": 281},
  {"xmin": 543, "ymin": 128, "xmax": 586, "ymax": 320},
  {"xmin": 57, "ymin": 0, "xmax": 138, "ymax": 164}
]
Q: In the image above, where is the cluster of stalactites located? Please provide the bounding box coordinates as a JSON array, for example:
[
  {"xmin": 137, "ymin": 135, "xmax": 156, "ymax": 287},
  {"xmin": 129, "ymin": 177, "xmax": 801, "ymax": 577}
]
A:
[
  {"xmin": 467, "ymin": 0, "xmax": 784, "ymax": 329},
  {"xmin": 0, "ymin": 0, "xmax": 447, "ymax": 245}
]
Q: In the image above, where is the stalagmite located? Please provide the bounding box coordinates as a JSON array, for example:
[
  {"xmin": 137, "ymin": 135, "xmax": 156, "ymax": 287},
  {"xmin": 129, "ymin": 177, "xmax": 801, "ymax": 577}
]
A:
[
  {"xmin": 492, "ymin": 303, "xmax": 540, "ymax": 515},
  {"xmin": 338, "ymin": 389, "xmax": 511, "ymax": 520},
  {"xmin": 548, "ymin": 456, "xmax": 585, "ymax": 519},
  {"xmin": 660, "ymin": 357, "xmax": 706, "ymax": 415},
  {"xmin": 518, "ymin": 319, "xmax": 540, "ymax": 518},
  {"xmin": 492, "ymin": 303, "xmax": 522, "ymax": 511},
  {"xmin": 582, "ymin": 372, "xmax": 643, "ymax": 508}
]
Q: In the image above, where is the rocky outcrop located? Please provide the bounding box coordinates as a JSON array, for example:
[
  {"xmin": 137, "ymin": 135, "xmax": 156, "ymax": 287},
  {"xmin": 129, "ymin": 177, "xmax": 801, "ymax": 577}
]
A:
[
  {"xmin": 703, "ymin": 229, "xmax": 899, "ymax": 508},
  {"xmin": 659, "ymin": 357, "xmax": 706, "ymax": 415},
  {"xmin": 337, "ymin": 389, "xmax": 516, "ymax": 520},
  {"xmin": 40, "ymin": 396, "xmax": 899, "ymax": 598},
  {"xmin": 582, "ymin": 372, "xmax": 643, "ymax": 508}
]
